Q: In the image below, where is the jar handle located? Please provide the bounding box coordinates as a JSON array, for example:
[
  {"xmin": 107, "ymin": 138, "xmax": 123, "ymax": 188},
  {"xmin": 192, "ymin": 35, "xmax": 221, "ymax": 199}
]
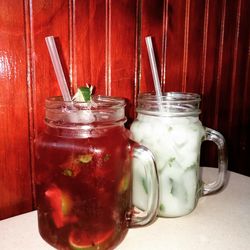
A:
[
  {"xmin": 129, "ymin": 144, "xmax": 159, "ymax": 227},
  {"xmin": 202, "ymin": 127, "xmax": 228, "ymax": 195}
]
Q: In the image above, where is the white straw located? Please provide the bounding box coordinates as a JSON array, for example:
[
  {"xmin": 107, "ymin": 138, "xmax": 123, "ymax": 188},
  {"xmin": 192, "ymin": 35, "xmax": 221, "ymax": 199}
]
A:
[
  {"xmin": 45, "ymin": 36, "xmax": 72, "ymax": 102},
  {"xmin": 145, "ymin": 36, "xmax": 162, "ymax": 97}
]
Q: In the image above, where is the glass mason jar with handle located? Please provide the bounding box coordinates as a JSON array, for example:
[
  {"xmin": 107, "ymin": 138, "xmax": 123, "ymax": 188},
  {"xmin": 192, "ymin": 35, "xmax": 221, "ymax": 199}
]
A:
[
  {"xmin": 130, "ymin": 92, "xmax": 227, "ymax": 218},
  {"xmin": 35, "ymin": 96, "xmax": 159, "ymax": 250}
]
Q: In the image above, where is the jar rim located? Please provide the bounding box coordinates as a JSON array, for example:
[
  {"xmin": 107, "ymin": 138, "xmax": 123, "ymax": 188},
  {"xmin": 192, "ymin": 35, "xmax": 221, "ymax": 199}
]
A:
[
  {"xmin": 138, "ymin": 92, "xmax": 201, "ymax": 103},
  {"xmin": 46, "ymin": 95, "xmax": 126, "ymax": 110},
  {"xmin": 45, "ymin": 95, "xmax": 126, "ymax": 127},
  {"xmin": 136, "ymin": 92, "xmax": 201, "ymax": 116}
]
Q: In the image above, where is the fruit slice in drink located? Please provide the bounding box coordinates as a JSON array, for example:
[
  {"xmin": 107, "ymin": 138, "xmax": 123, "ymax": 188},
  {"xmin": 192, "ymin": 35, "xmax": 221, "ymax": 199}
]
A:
[
  {"xmin": 69, "ymin": 228, "xmax": 114, "ymax": 250},
  {"xmin": 45, "ymin": 185, "xmax": 76, "ymax": 228}
]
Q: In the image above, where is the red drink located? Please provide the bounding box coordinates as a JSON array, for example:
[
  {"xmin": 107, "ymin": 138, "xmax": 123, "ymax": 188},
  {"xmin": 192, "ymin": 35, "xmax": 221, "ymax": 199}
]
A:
[
  {"xmin": 35, "ymin": 96, "xmax": 159, "ymax": 250},
  {"xmin": 36, "ymin": 126, "xmax": 131, "ymax": 250}
]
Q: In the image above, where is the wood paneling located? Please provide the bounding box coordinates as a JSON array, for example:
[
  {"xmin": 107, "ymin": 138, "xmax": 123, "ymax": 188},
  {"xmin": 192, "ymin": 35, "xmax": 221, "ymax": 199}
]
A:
[
  {"xmin": 74, "ymin": 0, "xmax": 107, "ymax": 94},
  {"xmin": 31, "ymin": 0, "xmax": 71, "ymax": 133},
  {"xmin": 109, "ymin": 0, "xmax": 138, "ymax": 120},
  {"xmin": 0, "ymin": 0, "xmax": 249, "ymax": 219},
  {"xmin": 227, "ymin": 0, "xmax": 250, "ymax": 175},
  {"xmin": 164, "ymin": 0, "xmax": 186, "ymax": 91},
  {"xmin": 141, "ymin": 0, "xmax": 165, "ymax": 93},
  {"xmin": 0, "ymin": 0, "xmax": 32, "ymax": 219}
]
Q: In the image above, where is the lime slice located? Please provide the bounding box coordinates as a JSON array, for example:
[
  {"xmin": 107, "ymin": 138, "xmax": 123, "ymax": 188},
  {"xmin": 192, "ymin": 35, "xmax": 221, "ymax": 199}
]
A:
[
  {"xmin": 72, "ymin": 88, "xmax": 85, "ymax": 102},
  {"xmin": 69, "ymin": 228, "xmax": 114, "ymax": 250},
  {"xmin": 72, "ymin": 85, "xmax": 93, "ymax": 102},
  {"xmin": 61, "ymin": 192, "xmax": 73, "ymax": 215}
]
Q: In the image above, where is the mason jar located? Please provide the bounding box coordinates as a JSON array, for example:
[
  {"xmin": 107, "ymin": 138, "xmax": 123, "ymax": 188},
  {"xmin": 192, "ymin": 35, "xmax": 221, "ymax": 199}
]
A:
[
  {"xmin": 130, "ymin": 92, "xmax": 227, "ymax": 217},
  {"xmin": 35, "ymin": 95, "xmax": 159, "ymax": 250}
]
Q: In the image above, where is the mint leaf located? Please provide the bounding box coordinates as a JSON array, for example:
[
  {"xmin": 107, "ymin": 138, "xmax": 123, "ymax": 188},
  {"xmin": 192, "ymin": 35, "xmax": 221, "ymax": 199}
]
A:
[
  {"xmin": 72, "ymin": 84, "xmax": 94, "ymax": 102},
  {"xmin": 168, "ymin": 157, "xmax": 175, "ymax": 167},
  {"xmin": 79, "ymin": 86, "xmax": 91, "ymax": 102},
  {"xmin": 142, "ymin": 177, "xmax": 148, "ymax": 194},
  {"xmin": 159, "ymin": 204, "xmax": 165, "ymax": 211},
  {"xmin": 170, "ymin": 178, "xmax": 174, "ymax": 194}
]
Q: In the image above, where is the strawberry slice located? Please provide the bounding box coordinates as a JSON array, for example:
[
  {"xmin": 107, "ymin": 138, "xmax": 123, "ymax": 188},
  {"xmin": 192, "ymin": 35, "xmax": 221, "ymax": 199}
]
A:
[{"xmin": 45, "ymin": 186, "xmax": 76, "ymax": 228}]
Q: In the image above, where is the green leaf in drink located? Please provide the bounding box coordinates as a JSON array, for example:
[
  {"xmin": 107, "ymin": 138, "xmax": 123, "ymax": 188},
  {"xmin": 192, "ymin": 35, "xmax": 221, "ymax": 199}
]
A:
[
  {"xmin": 169, "ymin": 178, "xmax": 174, "ymax": 194},
  {"xmin": 78, "ymin": 154, "xmax": 93, "ymax": 164},
  {"xmin": 72, "ymin": 84, "xmax": 94, "ymax": 102},
  {"xmin": 78, "ymin": 86, "xmax": 92, "ymax": 102},
  {"xmin": 168, "ymin": 157, "xmax": 175, "ymax": 167},
  {"xmin": 142, "ymin": 177, "xmax": 148, "ymax": 194},
  {"xmin": 159, "ymin": 204, "xmax": 165, "ymax": 212}
]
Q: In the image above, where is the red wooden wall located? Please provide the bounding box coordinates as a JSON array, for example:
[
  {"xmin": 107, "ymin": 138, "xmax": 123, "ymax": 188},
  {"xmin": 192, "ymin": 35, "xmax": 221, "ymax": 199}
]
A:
[{"xmin": 0, "ymin": 0, "xmax": 249, "ymax": 219}]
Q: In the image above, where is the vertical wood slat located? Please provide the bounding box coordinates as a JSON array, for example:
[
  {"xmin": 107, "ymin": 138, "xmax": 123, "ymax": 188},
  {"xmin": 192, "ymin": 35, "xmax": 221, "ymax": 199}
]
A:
[
  {"xmin": 185, "ymin": 0, "xmax": 205, "ymax": 93},
  {"xmin": 31, "ymin": 0, "xmax": 71, "ymax": 133},
  {"xmin": 214, "ymin": 0, "xmax": 226, "ymax": 129},
  {"xmin": 74, "ymin": 0, "xmax": 106, "ymax": 95},
  {"xmin": 227, "ymin": 0, "xmax": 242, "ymax": 173},
  {"xmin": 140, "ymin": 0, "xmax": 165, "ymax": 93},
  {"xmin": 160, "ymin": 0, "xmax": 169, "ymax": 91},
  {"xmin": 109, "ymin": 0, "xmax": 137, "ymax": 121},
  {"xmin": 24, "ymin": 0, "xmax": 36, "ymax": 208},
  {"xmin": 181, "ymin": 0, "xmax": 190, "ymax": 91},
  {"xmin": 228, "ymin": 0, "xmax": 241, "ymax": 127},
  {"xmin": 0, "ymin": 0, "xmax": 32, "ymax": 219},
  {"xmin": 105, "ymin": 0, "xmax": 111, "ymax": 95},
  {"xmin": 200, "ymin": 0, "xmax": 209, "ymax": 95},
  {"xmin": 69, "ymin": 0, "xmax": 76, "ymax": 92},
  {"xmin": 199, "ymin": 0, "xmax": 223, "ymax": 127},
  {"xmin": 164, "ymin": 0, "xmax": 186, "ymax": 91},
  {"xmin": 134, "ymin": 0, "xmax": 142, "ymax": 116}
]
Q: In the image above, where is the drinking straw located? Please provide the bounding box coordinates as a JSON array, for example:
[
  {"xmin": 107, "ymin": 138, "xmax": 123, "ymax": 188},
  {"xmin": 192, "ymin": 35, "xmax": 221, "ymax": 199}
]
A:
[
  {"xmin": 145, "ymin": 36, "xmax": 163, "ymax": 111},
  {"xmin": 145, "ymin": 36, "xmax": 163, "ymax": 97},
  {"xmin": 45, "ymin": 36, "xmax": 72, "ymax": 102}
]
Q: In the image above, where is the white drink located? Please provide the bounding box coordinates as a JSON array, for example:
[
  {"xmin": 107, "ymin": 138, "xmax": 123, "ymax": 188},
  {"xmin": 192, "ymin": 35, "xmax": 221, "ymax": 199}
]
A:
[{"xmin": 131, "ymin": 113, "xmax": 205, "ymax": 217}]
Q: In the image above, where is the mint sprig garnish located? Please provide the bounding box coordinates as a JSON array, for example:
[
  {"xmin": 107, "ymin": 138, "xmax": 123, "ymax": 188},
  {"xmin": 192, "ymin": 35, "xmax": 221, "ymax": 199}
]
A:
[{"xmin": 72, "ymin": 84, "xmax": 94, "ymax": 102}]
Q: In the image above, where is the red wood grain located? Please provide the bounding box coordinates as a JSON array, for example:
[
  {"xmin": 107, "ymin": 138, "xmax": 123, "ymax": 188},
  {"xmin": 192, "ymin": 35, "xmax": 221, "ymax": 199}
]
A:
[
  {"xmin": 31, "ymin": 0, "xmax": 71, "ymax": 133},
  {"xmin": 164, "ymin": 0, "xmax": 186, "ymax": 91},
  {"xmin": 109, "ymin": 0, "xmax": 138, "ymax": 121},
  {"xmin": 73, "ymin": 0, "xmax": 107, "ymax": 95},
  {"xmin": 140, "ymin": 0, "xmax": 165, "ymax": 93},
  {"xmin": 185, "ymin": 0, "xmax": 205, "ymax": 93},
  {"xmin": 217, "ymin": 0, "xmax": 239, "ymax": 133},
  {"xmin": 199, "ymin": 0, "xmax": 224, "ymax": 127},
  {"xmin": 0, "ymin": 0, "xmax": 32, "ymax": 219}
]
